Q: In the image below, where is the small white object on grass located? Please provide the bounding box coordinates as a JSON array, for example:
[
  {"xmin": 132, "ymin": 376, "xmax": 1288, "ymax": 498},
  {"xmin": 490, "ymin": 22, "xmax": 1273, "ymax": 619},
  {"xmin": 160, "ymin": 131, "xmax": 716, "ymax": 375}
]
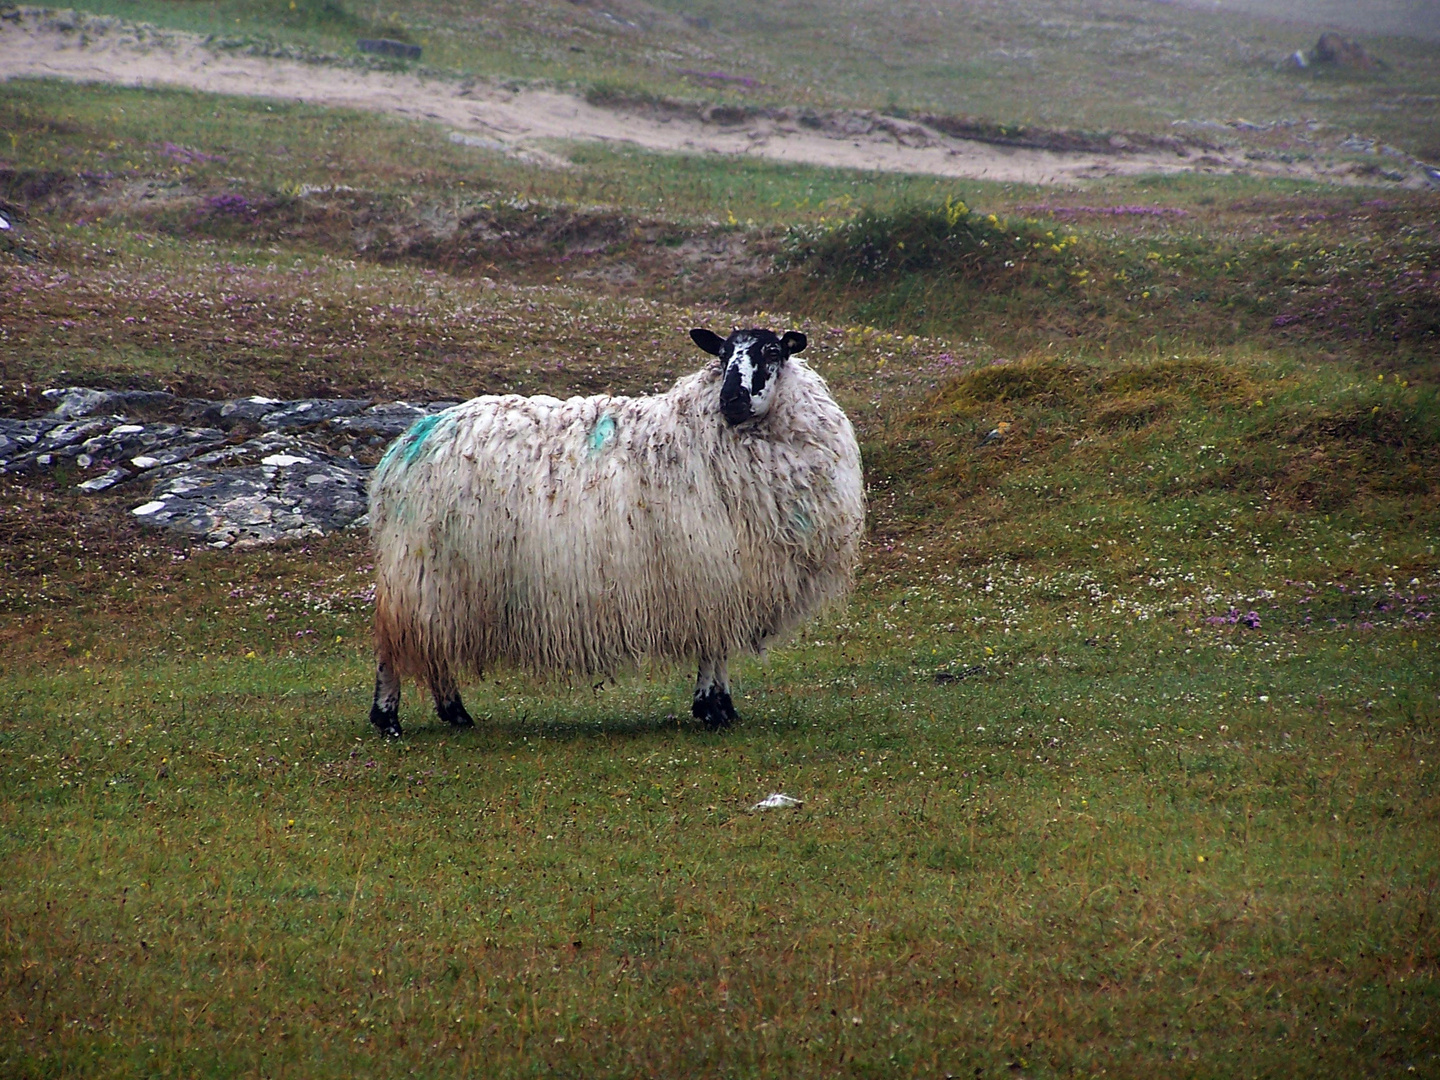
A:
[{"xmin": 750, "ymin": 793, "xmax": 803, "ymax": 812}]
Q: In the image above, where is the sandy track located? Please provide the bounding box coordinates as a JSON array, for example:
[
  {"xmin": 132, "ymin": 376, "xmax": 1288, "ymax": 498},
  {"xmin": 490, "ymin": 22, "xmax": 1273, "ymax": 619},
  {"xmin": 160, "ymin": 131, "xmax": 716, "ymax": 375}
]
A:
[{"xmin": 0, "ymin": 7, "xmax": 1415, "ymax": 187}]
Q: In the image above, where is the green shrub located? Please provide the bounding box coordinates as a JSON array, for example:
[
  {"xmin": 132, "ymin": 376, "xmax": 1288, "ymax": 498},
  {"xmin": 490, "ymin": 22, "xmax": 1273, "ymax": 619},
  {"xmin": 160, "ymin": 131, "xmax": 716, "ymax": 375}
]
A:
[{"xmin": 784, "ymin": 198, "xmax": 1054, "ymax": 284}]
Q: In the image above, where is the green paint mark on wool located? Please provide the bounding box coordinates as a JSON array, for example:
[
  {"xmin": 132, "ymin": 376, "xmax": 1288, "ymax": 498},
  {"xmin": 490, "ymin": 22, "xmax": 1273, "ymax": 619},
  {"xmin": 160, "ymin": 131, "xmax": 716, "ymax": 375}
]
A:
[
  {"xmin": 377, "ymin": 438, "xmax": 403, "ymax": 471},
  {"xmin": 588, "ymin": 414, "xmax": 617, "ymax": 456},
  {"xmin": 404, "ymin": 413, "xmax": 447, "ymax": 462},
  {"xmin": 378, "ymin": 412, "xmax": 448, "ymax": 472}
]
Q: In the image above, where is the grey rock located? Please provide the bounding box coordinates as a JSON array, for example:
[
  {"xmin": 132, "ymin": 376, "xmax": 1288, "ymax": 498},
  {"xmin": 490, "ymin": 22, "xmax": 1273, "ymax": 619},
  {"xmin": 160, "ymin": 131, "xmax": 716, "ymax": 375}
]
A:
[
  {"xmin": 0, "ymin": 417, "xmax": 58, "ymax": 457},
  {"xmin": 42, "ymin": 387, "xmax": 119, "ymax": 419},
  {"xmin": 330, "ymin": 400, "xmax": 448, "ymax": 439},
  {"xmin": 198, "ymin": 395, "xmax": 291, "ymax": 425},
  {"xmin": 259, "ymin": 398, "xmax": 373, "ymax": 429},
  {"xmin": 1, "ymin": 418, "xmax": 106, "ymax": 472},
  {"xmin": 42, "ymin": 387, "xmax": 181, "ymax": 419},
  {"xmin": 41, "ymin": 418, "xmax": 110, "ymax": 452},
  {"xmin": 139, "ymin": 449, "xmax": 368, "ymax": 547},
  {"xmin": 78, "ymin": 467, "xmax": 133, "ymax": 492},
  {"xmin": 2, "ymin": 415, "xmax": 231, "ymax": 478},
  {"xmin": 5, "ymin": 386, "xmax": 455, "ymax": 545},
  {"xmin": 1340, "ymin": 134, "xmax": 1377, "ymax": 154}
]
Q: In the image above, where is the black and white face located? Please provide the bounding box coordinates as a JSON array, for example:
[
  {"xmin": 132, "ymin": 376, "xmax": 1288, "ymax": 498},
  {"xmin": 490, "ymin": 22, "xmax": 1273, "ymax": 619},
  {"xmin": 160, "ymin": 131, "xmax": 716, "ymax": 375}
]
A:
[{"xmin": 690, "ymin": 327, "xmax": 808, "ymax": 426}]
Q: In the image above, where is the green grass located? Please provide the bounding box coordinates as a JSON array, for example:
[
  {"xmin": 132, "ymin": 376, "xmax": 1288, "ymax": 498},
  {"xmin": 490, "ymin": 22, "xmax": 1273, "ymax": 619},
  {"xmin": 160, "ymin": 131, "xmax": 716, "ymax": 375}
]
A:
[
  {"xmin": 2, "ymin": 47, "xmax": 1439, "ymax": 1080},
  {"xmin": 774, "ymin": 197, "xmax": 1440, "ymax": 363},
  {"xmin": 57, "ymin": 0, "xmax": 410, "ymax": 49},
  {"xmin": 3, "ymin": 327, "xmax": 1436, "ymax": 1076},
  {"xmin": 55, "ymin": 0, "xmax": 1440, "ymax": 156},
  {"xmin": 5, "ymin": 78, "xmax": 1437, "ymax": 394},
  {"xmin": 2, "ymin": 514, "xmax": 1437, "ymax": 1077},
  {"xmin": 0, "ymin": 78, "xmax": 1022, "ymax": 223}
]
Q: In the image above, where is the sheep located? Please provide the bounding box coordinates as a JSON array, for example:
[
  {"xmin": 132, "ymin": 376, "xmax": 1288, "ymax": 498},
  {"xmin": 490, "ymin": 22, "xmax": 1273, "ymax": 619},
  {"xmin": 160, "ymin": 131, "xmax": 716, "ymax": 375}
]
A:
[{"xmin": 366, "ymin": 325, "xmax": 865, "ymax": 737}]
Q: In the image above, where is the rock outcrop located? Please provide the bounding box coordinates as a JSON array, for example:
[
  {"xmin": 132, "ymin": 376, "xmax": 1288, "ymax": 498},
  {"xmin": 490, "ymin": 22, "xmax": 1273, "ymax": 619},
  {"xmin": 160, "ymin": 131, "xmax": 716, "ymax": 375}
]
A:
[{"xmin": 0, "ymin": 388, "xmax": 458, "ymax": 548}]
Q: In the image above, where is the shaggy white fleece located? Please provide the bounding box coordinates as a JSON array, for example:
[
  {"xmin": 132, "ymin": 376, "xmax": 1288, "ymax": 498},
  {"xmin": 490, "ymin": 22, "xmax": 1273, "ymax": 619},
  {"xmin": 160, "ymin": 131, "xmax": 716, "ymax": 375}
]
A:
[{"xmin": 370, "ymin": 355, "xmax": 864, "ymax": 684}]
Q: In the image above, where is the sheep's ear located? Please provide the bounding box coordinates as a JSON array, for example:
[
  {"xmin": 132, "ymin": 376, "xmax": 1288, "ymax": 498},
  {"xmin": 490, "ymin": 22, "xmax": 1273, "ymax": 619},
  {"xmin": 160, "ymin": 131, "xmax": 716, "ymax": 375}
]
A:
[
  {"xmin": 690, "ymin": 328, "xmax": 726, "ymax": 356},
  {"xmin": 780, "ymin": 331, "xmax": 807, "ymax": 355}
]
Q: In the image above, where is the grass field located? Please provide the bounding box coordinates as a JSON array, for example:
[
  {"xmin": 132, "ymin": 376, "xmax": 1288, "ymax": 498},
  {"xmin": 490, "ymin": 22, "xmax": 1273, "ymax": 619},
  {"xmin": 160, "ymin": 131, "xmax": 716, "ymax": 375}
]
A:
[
  {"xmin": 61, "ymin": 0, "xmax": 1440, "ymax": 156},
  {"xmin": 2, "ymin": 4, "xmax": 1439, "ymax": 1076}
]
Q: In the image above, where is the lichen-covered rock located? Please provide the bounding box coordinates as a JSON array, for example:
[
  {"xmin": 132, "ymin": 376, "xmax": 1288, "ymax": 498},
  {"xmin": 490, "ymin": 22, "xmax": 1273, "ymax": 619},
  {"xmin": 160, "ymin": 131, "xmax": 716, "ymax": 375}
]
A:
[
  {"xmin": 2, "ymin": 387, "xmax": 456, "ymax": 546},
  {"xmin": 330, "ymin": 401, "xmax": 459, "ymax": 439},
  {"xmin": 134, "ymin": 446, "xmax": 369, "ymax": 548}
]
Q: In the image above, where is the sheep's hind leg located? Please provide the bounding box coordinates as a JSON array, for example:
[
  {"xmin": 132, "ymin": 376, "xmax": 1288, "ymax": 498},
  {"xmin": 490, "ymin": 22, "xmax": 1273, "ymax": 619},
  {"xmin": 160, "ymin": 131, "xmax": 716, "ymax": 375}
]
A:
[
  {"xmin": 370, "ymin": 658, "xmax": 403, "ymax": 739},
  {"xmin": 431, "ymin": 670, "xmax": 475, "ymax": 729},
  {"xmin": 692, "ymin": 657, "xmax": 738, "ymax": 730}
]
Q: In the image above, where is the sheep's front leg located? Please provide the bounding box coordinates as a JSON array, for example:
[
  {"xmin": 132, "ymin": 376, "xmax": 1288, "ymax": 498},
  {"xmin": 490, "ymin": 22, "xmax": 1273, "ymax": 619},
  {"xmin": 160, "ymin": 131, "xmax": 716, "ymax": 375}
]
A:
[
  {"xmin": 692, "ymin": 656, "xmax": 738, "ymax": 730},
  {"xmin": 431, "ymin": 670, "xmax": 475, "ymax": 729},
  {"xmin": 370, "ymin": 657, "xmax": 403, "ymax": 739}
]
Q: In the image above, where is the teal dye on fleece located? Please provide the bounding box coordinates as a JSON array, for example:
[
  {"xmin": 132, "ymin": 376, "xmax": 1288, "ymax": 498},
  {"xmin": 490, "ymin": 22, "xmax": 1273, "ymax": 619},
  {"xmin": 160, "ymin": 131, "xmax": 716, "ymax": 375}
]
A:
[
  {"xmin": 378, "ymin": 412, "xmax": 449, "ymax": 472},
  {"xmin": 404, "ymin": 413, "xmax": 447, "ymax": 462},
  {"xmin": 587, "ymin": 414, "xmax": 617, "ymax": 456},
  {"xmin": 790, "ymin": 505, "xmax": 815, "ymax": 536},
  {"xmin": 377, "ymin": 438, "xmax": 404, "ymax": 472}
]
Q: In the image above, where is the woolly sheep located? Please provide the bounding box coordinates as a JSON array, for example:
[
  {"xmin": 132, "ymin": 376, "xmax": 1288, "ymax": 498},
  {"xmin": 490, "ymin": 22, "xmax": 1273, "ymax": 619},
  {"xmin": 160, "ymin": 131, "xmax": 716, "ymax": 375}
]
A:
[{"xmin": 367, "ymin": 326, "xmax": 865, "ymax": 737}]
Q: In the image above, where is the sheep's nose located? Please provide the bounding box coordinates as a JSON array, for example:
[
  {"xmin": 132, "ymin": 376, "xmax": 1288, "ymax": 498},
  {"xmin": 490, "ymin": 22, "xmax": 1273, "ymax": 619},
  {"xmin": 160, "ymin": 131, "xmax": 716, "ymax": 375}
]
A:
[
  {"xmin": 720, "ymin": 369, "xmax": 751, "ymax": 424},
  {"xmin": 720, "ymin": 389, "xmax": 751, "ymax": 425}
]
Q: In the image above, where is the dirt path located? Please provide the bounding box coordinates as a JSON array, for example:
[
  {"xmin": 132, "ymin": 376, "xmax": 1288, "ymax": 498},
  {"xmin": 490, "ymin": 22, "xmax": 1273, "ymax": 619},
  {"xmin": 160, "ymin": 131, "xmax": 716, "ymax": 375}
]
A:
[{"xmin": 0, "ymin": 7, "xmax": 1424, "ymax": 188}]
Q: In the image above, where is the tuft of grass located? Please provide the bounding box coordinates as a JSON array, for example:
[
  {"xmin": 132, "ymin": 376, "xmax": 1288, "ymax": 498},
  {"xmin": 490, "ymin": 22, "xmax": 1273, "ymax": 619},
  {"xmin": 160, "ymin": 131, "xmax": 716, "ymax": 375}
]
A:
[{"xmin": 857, "ymin": 348, "xmax": 1438, "ymax": 572}]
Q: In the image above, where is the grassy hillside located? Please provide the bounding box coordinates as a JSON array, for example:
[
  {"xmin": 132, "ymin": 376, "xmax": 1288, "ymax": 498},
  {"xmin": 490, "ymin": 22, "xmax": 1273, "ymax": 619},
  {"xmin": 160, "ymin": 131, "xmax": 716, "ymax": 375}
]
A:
[
  {"xmin": 4, "ymin": 79, "xmax": 1436, "ymax": 392},
  {"xmin": 59, "ymin": 0, "xmax": 1440, "ymax": 156},
  {"xmin": 1, "ymin": 21, "xmax": 1438, "ymax": 1080}
]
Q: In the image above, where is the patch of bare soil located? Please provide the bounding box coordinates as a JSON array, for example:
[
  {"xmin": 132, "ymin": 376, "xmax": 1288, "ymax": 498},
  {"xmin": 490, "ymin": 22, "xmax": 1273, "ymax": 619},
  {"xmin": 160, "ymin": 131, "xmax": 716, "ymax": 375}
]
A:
[{"xmin": 2, "ymin": 7, "xmax": 1433, "ymax": 188}]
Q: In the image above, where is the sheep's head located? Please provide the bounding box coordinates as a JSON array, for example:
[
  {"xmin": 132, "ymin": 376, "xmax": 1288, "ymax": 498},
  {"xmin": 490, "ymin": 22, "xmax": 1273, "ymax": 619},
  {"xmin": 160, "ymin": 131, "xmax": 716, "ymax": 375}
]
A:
[{"xmin": 690, "ymin": 327, "xmax": 807, "ymax": 426}]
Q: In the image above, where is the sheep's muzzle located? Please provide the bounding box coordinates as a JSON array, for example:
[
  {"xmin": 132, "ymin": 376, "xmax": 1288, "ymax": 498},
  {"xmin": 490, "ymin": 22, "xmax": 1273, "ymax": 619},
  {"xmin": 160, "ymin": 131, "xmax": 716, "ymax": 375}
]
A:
[{"xmin": 720, "ymin": 371, "xmax": 752, "ymax": 425}]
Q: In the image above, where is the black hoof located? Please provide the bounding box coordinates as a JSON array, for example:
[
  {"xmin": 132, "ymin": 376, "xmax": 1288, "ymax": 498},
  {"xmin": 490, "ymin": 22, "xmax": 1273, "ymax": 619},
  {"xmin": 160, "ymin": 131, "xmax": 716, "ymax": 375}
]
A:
[
  {"xmin": 436, "ymin": 695, "xmax": 474, "ymax": 729},
  {"xmin": 692, "ymin": 686, "xmax": 738, "ymax": 731},
  {"xmin": 370, "ymin": 704, "xmax": 403, "ymax": 739}
]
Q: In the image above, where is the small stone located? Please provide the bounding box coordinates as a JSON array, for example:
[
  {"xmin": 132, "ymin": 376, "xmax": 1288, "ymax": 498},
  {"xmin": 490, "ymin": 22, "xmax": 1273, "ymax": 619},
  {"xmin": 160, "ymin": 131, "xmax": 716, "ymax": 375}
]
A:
[{"xmin": 78, "ymin": 467, "xmax": 131, "ymax": 492}]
